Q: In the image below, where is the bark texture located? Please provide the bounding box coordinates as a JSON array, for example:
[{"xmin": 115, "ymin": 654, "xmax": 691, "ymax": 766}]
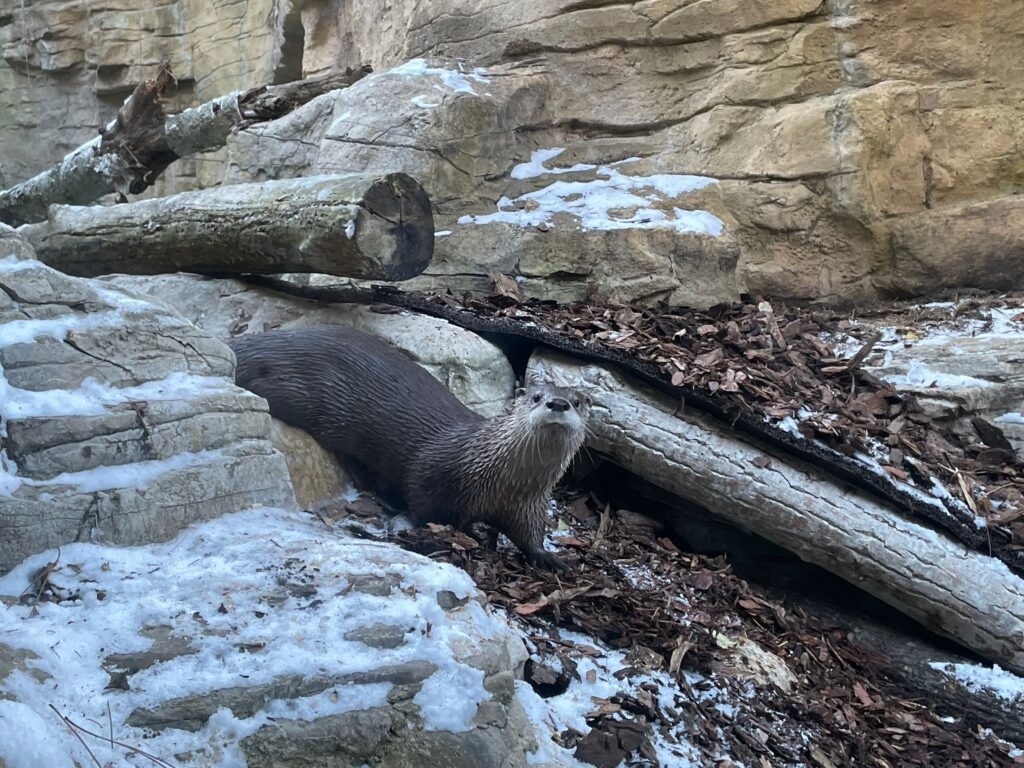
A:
[{"xmin": 18, "ymin": 173, "xmax": 433, "ymax": 281}]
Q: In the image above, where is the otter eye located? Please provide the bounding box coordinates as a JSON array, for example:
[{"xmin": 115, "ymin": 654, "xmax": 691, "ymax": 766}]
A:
[
  {"xmin": 572, "ymin": 398, "xmax": 581, "ymax": 408},
  {"xmin": 532, "ymin": 393, "xmax": 542, "ymax": 404}
]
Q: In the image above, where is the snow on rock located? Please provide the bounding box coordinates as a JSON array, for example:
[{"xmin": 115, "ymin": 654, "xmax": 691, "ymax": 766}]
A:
[
  {"xmin": 811, "ymin": 297, "xmax": 1024, "ymax": 518},
  {"xmin": 0, "ymin": 226, "xmax": 295, "ymax": 573},
  {"xmin": 392, "ymin": 58, "xmax": 492, "ymax": 96},
  {"xmin": 880, "ymin": 359, "xmax": 994, "ymax": 390},
  {"xmin": 411, "ymin": 95, "xmax": 442, "ymax": 109},
  {"xmin": 996, "ymin": 412, "xmax": 1024, "ymax": 425},
  {"xmin": 825, "ymin": 299, "xmax": 1024, "ymax": 381},
  {"xmin": 2, "ymin": 369, "xmax": 231, "ymax": 421},
  {"xmin": 459, "ymin": 152, "xmax": 723, "ymax": 236},
  {"xmin": 510, "ymin": 148, "xmax": 598, "ymax": 180},
  {"xmin": 0, "ymin": 507, "xmax": 543, "ymax": 767}
]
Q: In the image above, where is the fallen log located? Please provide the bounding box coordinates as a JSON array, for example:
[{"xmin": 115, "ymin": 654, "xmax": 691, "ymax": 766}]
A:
[
  {"xmin": 17, "ymin": 174, "xmax": 433, "ymax": 281},
  {"xmin": 0, "ymin": 64, "xmax": 372, "ymax": 227},
  {"xmin": 529, "ymin": 350, "xmax": 1024, "ymax": 675}
]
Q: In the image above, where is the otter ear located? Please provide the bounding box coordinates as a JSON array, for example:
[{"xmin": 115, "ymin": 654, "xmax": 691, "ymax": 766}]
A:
[{"xmin": 514, "ymin": 387, "xmax": 526, "ymax": 399}]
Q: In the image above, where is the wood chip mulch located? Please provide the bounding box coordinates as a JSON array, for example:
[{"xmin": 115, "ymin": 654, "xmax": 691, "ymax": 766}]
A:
[
  {"xmin": 411, "ymin": 290, "xmax": 1024, "ymax": 575},
  {"xmin": 375, "ymin": 492, "xmax": 1022, "ymax": 768}
]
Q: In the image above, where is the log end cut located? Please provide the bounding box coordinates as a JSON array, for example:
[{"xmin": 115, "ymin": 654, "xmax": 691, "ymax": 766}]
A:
[{"xmin": 355, "ymin": 173, "xmax": 434, "ymax": 282}]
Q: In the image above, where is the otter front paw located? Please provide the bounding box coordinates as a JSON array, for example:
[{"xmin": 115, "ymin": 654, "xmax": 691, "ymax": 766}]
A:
[{"xmin": 527, "ymin": 550, "xmax": 570, "ymax": 572}]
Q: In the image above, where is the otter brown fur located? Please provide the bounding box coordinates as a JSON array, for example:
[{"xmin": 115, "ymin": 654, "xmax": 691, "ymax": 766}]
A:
[{"xmin": 230, "ymin": 325, "xmax": 590, "ymax": 570}]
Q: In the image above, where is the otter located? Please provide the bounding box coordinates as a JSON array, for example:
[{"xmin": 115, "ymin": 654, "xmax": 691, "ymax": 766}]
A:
[{"xmin": 230, "ymin": 325, "xmax": 590, "ymax": 570}]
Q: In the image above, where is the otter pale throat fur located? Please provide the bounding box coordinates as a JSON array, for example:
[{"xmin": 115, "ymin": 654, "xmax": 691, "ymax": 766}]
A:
[{"xmin": 230, "ymin": 325, "xmax": 590, "ymax": 570}]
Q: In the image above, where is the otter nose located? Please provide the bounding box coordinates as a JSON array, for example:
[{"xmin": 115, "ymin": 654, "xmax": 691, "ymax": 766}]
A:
[{"xmin": 546, "ymin": 397, "xmax": 570, "ymax": 412}]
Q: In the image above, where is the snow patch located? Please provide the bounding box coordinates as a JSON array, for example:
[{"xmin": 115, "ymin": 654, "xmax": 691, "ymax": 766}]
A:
[
  {"xmin": 929, "ymin": 476, "xmax": 953, "ymax": 500},
  {"xmin": 93, "ymin": 284, "xmax": 169, "ymax": 313},
  {"xmin": 0, "ymin": 507, "xmax": 510, "ymax": 768},
  {"xmin": 459, "ymin": 162, "xmax": 721, "ymax": 236},
  {"xmin": 415, "ymin": 664, "xmax": 489, "ymax": 732},
  {"xmin": 1, "ymin": 447, "xmax": 223, "ymax": 497},
  {"xmin": 775, "ymin": 415, "xmax": 804, "ymax": 438},
  {"xmin": 0, "ymin": 255, "xmax": 41, "ymax": 274},
  {"xmin": 392, "ymin": 58, "xmax": 491, "ymax": 96},
  {"xmin": 0, "ymin": 701, "xmax": 76, "ymax": 768},
  {"xmin": 995, "ymin": 411, "xmax": 1024, "ymax": 425},
  {"xmin": 884, "ymin": 360, "xmax": 992, "ymax": 389},
  {"xmin": 928, "ymin": 661, "xmax": 1024, "ymax": 702},
  {"xmin": 0, "ymin": 310, "xmax": 125, "ymax": 348},
  {"xmin": 411, "ymin": 95, "xmax": 441, "ymax": 109},
  {"xmin": 516, "ymin": 629, "xmax": 704, "ymax": 766},
  {"xmin": 510, "ymin": 147, "xmax": 597, "ymax": 180},
  {"xmin": 3, "ymin": 370, "xmax": 231, "ymax": 420},
  {"xmin": 42, "ymin": 449, "xmax": 224, "ymax": 494}
]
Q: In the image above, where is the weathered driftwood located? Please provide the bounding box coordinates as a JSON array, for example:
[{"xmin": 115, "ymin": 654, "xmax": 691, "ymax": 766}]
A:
[
  {"xmin": 18, "ymin": 174, "xmax": 433, "ymax": 281},
  {"xmin": 233, "ymin": 66, "xmax": 373, "ymax": 129},
  {"xmin": 530, "ymin": 350, "xmax": 1024, "ymax": 674},
  {"xmin": 0, "ymin": 65, "xmax": 372, "ymax": 227}
]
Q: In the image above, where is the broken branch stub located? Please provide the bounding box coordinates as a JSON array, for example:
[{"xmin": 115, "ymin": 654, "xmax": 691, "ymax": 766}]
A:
[
  {"xmin": 18, "ymin": 173, "xmax": 434, "ymax": 281},
  {"xmin": 528, "ymin": 350, "xmax": 1024, "ymax": 675},
  {"xmin": 0, "ymin": 65, "xmax": 372, "ymax": 227}
]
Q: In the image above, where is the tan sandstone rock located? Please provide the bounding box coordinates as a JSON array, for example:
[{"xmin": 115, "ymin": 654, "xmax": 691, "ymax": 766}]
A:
[
  {"xmin": 0, "ymin": 0, "xmax": 288, "ymax": 193},
  {"xmin": 269, "ymin": 420, "xmax": 349, "ymax": 510},
  {"xmin": 3, "ymin": 0, "xmax": 1023, "ymax": 304}
]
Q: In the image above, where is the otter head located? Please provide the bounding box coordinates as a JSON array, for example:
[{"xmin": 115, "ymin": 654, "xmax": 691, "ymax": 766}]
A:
[{"xmin": 513, "ymin": 382, "xmax": 591, "ymax": 438}]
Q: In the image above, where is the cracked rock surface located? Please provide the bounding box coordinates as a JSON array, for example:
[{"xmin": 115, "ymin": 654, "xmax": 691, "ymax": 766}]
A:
[
  {"xmin": 0, "ymin": 226, "xmax": 295, "ymax": 573},
  {"xmin": 224, "ymin": 1, "xmax": 1021, "ymax": 305}
]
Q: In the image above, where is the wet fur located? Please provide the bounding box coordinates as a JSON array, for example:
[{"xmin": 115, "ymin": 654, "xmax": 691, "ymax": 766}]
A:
[{"xmin": 230, "ymin": 325, "xmax": 588, "ymax": 568}]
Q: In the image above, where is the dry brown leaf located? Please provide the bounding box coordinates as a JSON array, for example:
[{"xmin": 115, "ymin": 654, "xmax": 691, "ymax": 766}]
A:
[
  {"xmin": 853, "ymin": 681, "xmax": 874, "ymax": 707},
  {"xmin": 487, "ymin": 270, "xmax": 523, "ymax": 301}
]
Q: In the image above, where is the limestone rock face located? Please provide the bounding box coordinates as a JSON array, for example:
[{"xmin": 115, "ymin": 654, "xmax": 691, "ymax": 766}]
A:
[
  {"xmin": 228, "ymin": 0, "xmax": 1024, "ymax": 304},
  {"xmin": 3, "ymin": 1, "xmax": 1023, "ymax": 304},
  {"xmin": 0, "ymin": 227, "xmax": 295, "ymax": 574},
  {"xmin": 224, "ymin": 59, "xmax": 742, "ymax": 307}
]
